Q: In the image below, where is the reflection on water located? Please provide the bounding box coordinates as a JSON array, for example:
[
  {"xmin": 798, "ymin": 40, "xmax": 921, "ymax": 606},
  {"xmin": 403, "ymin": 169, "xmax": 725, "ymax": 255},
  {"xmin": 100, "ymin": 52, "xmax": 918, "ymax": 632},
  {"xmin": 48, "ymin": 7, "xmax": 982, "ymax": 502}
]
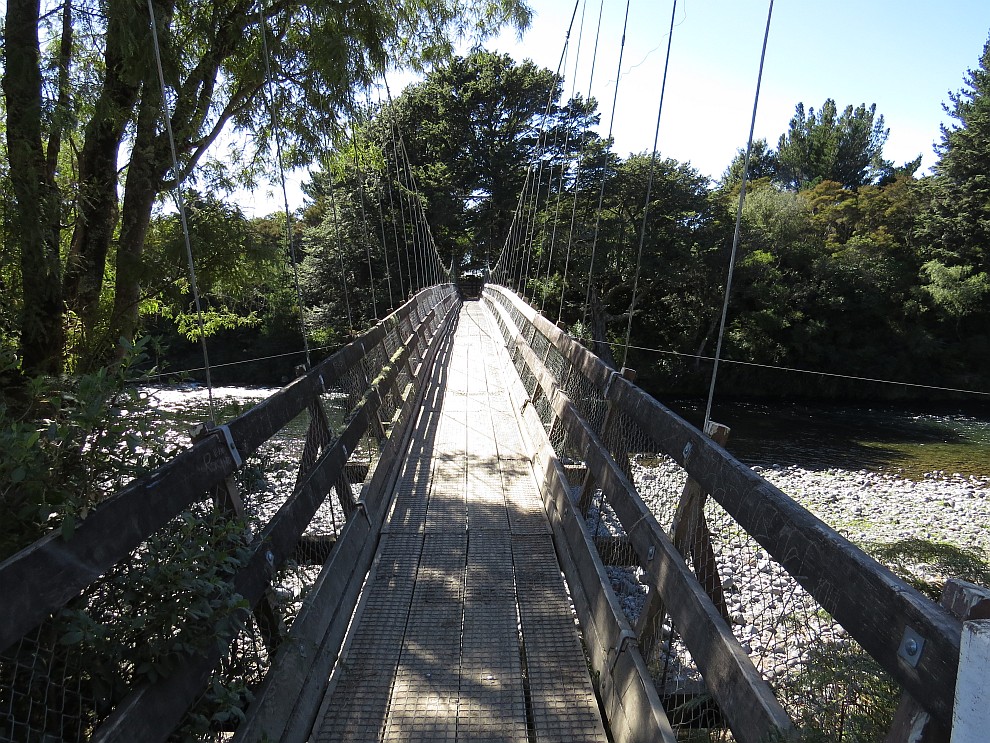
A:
[{"xmin": 671, "ymin": 400, "xmax": 990, "ymax": 480}]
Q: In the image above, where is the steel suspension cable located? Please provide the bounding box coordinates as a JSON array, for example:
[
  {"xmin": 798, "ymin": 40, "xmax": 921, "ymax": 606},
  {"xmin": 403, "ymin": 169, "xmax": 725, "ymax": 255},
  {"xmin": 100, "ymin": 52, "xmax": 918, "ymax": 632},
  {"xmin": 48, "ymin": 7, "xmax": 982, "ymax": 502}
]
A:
[
  {"xmin": 501, "ymin": 0, "xmax": 580, "ymax": 292},
  {"xmin": 545, "ymin": 0, "xmax": 588, "ymax": 313},
  {"xmin": 704, "ymin": 0, "xmax": 775, "ymax": 430},
  {"xmin": 622, "ymin": 0, "xmax": 678, "ymax": 370},
  {"xmin": 326, "ymin": 179, "xmax": 355, "ymax": 334},
  {"xmin": 373, "ymin": 174, "xmax": 396, "ymax": 310},
  {"xmin": 380, "ymin": 123, "xmax": 407, "ymax": 299},
  {"xmin": 397, "ymin": 135, "xmax": 429, "ymax": 288},
  {"xmin": 528, "ymin": 0, "xmax": 587, "ymax": 301},
  {"xmin": 382, "ymin": 82, "xmax": 420, "ymax": 293},
  {"xmin": 556, "ymin": 0, "xmax": 606, "ymax": 324},
  {"xmin": 582, "ymin": 0, "xmax": 630, "ymax": 328},
  {"xmin": 388, "ymin": 123, "xmax": 414, "ymax": 295},
  {"xmin": 360, "ymin": 95, "xmax": 396, "ymax": 309},
  {"xmin": 374, "ymin": 91, "xmax": 407, "ymax": 300},
  {"xmin": 146, "ymin": 0, "xmax": 216, "ymax": 422}
]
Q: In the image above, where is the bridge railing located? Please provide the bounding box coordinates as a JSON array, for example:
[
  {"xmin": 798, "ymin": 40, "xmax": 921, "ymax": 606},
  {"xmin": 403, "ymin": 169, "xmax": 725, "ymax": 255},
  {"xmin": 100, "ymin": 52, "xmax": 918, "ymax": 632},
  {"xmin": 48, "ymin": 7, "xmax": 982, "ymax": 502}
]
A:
[
  {"xmin": 0, "ymin": 285, "xmax": 460, "ymax": 743},
  {"xmin": 481, "ymin": 283, "xmax": 962, "ymax": 742}
]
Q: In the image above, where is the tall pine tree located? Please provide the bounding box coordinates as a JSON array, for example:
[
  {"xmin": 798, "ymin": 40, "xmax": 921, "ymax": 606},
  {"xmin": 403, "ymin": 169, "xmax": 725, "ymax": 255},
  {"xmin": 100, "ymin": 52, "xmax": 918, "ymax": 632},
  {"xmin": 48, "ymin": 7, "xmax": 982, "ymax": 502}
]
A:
[
  {"xmin": 923, "ymin": 35, "xmax": 990, "ymax": 269},
  {"xmin": 916, "ymin": 34, "xmax": 990, "ymax": 333}
]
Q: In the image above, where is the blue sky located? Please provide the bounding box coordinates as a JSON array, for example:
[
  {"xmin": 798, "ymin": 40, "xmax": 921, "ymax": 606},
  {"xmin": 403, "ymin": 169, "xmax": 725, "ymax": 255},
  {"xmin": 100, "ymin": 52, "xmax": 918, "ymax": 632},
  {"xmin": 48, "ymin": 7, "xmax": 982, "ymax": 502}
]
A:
[
  {"xmin": 484, "ymin": 0, "xmax": 990, "ymax": 180},
  {"xmin": 247, "ymin": 0, "xmax": 990, "ymax": 213}
]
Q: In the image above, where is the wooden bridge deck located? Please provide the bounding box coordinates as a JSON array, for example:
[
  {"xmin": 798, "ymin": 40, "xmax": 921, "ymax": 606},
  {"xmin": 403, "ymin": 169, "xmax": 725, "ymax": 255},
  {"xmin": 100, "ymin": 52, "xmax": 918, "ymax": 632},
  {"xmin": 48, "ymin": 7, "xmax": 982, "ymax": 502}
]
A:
[{"xmin": 309, "ymin": 302, "xmax": 608, "ymax": 742}]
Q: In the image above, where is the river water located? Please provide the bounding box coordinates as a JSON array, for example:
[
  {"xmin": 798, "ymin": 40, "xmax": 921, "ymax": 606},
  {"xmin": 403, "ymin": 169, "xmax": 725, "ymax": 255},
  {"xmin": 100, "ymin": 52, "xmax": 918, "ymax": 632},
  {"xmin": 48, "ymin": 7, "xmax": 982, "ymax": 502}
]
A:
[
  {"xmin": 670, "ymin": 400, "xmax": 990, "ymax": 481},
  {"xmin": 141, "ymin": 384, "xmax": 990, "ymax": 481}
]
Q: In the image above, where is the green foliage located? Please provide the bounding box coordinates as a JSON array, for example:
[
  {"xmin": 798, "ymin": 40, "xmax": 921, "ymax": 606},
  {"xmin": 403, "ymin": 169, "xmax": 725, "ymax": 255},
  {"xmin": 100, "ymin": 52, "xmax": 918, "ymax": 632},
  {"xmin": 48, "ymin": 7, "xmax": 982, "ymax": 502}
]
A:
[
  {"xmin": 0, "ymin": 335, "xmax": 262, "ymax": 739},
  {"xmin": 781, "ymin": 539, "xmax": 989, "ymax": 741},
  {"xmin": 776, "ymin": 99, "xmax": 894, "ymax": 190},
  {"xmin": 921, "ymin": 260, "xmax": 990, "ymax": 319},
  {"xmin": 720, "ymin": 138, "xmax": 779, "ymax": 188},
  {"xmin": 0, "ymin": 336, "xmax": 175, "ymax": 560},
  {"xmin": 786, "ymin": 637, "xmax": 900, "ymax": 742}
]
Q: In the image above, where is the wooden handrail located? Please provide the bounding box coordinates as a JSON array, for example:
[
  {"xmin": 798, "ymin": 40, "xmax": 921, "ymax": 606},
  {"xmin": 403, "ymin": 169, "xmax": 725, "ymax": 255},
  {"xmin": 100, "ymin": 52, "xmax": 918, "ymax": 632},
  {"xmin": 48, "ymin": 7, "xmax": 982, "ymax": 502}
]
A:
[
  {"xmin": 484, "ymin": 286, "xmax": 792, "ymax": 741},
  {"xmin": 483, "ymin": 282, "xmax": 964, "ymax": 731},
  {"xmin": 92, "ymin": 292, "xmax": 461, "ymax": 742}
]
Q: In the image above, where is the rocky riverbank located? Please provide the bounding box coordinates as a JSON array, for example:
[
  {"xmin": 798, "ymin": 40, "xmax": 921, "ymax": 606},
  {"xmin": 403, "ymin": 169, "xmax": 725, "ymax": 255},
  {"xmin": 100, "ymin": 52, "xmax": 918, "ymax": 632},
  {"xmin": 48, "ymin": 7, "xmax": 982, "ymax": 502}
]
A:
[
  {"xmin": 754, "ymin": 464, "xmax": 990, "ymax": 554},
  {"xmin": 594, "ymin": 459, "xmax": 990, "ymax": 701}
]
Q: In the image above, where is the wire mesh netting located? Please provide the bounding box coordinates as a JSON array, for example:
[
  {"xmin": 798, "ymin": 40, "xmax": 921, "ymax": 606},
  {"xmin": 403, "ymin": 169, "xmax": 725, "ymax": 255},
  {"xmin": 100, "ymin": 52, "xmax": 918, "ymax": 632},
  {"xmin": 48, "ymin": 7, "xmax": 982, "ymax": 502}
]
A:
[
  {"xmin": 481, "ymin": 284, "xmax": 904, "ymax": 738},
  {"xmin": 0, "ymin": 287, "xmax": 457, "ymax": 742}
]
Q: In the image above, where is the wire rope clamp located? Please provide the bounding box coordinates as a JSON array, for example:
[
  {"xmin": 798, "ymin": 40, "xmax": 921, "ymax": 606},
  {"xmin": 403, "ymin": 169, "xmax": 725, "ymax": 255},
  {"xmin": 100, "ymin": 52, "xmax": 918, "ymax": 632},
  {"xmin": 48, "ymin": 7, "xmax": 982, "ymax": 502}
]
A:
[{"xmin": 191, "ymin": 421, "xmax": 243, "ymax": 469}]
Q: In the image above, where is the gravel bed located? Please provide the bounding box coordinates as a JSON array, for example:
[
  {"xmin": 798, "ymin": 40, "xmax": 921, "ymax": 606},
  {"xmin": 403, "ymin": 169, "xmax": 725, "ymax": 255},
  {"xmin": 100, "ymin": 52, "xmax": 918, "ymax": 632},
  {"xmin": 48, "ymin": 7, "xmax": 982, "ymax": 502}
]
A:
[{"xmin": 590, "ymin": 457, "xmax": 990, "ymax": 700}]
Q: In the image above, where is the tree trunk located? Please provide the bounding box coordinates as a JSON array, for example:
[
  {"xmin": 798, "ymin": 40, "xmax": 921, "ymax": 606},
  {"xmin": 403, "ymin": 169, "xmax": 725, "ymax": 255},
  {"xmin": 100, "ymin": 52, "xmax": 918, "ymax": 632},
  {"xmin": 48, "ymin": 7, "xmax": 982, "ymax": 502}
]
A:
[
  {"xmin": 110, "ymin": 88, "xmax": 168, "ymax": 350},
  {"xmin": 588, "ymin": 286, "xmax": 617, "ymax": 369},
  {"xmin": 63, "ymin": 6, "xmax": 143, "ymax": 327},
  {"xmin": 45, "ymin": 0, "xmax": 73, "ymax": 182},
  {"xmin": 3, "ymin": 0, "xmax": 65, "ymax": 374}
]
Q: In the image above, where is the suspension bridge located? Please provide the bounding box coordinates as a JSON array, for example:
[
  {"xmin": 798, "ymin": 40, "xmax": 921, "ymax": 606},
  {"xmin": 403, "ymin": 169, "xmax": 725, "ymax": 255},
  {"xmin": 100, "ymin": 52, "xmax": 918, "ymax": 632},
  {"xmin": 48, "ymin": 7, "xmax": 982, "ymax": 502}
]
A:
[
  {"xmin": 1, "ymin": 282, "xmax": 986, "ymax": 742},
  {"xmin": 3, "ymin": 0, "xmax": 990, "ymax": 739}
]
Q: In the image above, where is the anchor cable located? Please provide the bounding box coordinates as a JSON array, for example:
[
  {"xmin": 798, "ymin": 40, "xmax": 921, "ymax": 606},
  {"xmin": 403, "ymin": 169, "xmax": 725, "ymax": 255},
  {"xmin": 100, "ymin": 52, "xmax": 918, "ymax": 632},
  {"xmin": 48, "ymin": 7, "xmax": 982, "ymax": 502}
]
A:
[{"xmin": 147, "ymin": 0, "xmax": 216, "ymax": 423}]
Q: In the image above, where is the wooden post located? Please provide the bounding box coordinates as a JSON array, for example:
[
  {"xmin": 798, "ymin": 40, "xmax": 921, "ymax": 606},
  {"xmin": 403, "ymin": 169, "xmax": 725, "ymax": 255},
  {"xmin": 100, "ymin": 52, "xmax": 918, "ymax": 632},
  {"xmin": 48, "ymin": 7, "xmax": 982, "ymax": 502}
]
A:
[
  {"xmin": 637, "ymin": 421, "xmax": 731, "ymax": 657},
  {"xmin": 292, "ymin": 368, "xmax": 356, "ymax": 521},
  {"xmin": 192, "ymin": 423, "xmax": 286, "ymax": 654},
  {"xmin": 952, "ymin": 619, "xmax": 990, "ymax": 741},
  {"xmin": 885, "ymin": 579, "xmax": 990, "ymax": 743}
]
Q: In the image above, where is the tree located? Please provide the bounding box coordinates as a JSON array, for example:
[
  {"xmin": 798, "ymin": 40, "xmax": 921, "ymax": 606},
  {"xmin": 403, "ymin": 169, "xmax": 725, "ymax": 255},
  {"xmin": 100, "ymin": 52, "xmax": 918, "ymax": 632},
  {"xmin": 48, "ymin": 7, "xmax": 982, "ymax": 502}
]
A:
[
  {"xmin": 919, "ymin": 34, "xmax": 990, "ymax": 269},
  {"xmin": 296, "ymin": 49, "xmax": 601, "ymax": 340},
  {"xmin": 2, "ymin": 0, "xmax": 66, "ymax": 373},
  {"xmin": 377, "ymin": 50, "xmax": 598, "ymax": 270},
  {"xmin": 912, "ymin": 34, "xmax": 990, "ymax": 382},
  {"xmin": 719, "ymin": 138, "xmax": 779, "ymax": 188},
  {"xmin": 776, "ymin": 99, "xmax": 894, "ymax": 190},
  {"xmin": 3, "ymin": 0, "xmax": 532, "ymax": 373}
]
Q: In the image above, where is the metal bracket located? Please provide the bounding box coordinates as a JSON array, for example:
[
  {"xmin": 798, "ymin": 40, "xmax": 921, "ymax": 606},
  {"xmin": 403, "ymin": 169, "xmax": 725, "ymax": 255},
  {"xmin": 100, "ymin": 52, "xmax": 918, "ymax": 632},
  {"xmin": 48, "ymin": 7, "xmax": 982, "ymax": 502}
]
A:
[
  {"xmin": 217, "ymin": 424, "xmax": 242, "ymax": 468},
  {"xmin": 608, "ymin": 628, "xmax": 639, "ymax": 672},
  {"xmin": 898, "ymin": 624, "xmax": 925, "ymax": 667}
]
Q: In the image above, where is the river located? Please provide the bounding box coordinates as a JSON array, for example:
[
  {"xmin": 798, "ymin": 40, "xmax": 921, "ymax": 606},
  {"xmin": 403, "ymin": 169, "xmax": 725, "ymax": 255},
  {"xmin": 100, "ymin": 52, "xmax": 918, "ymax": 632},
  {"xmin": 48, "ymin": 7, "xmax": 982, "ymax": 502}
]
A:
[
  {"xmin": 670, "ymin": 400, "xmax": 990, "ymax": 481},
  {"xmin": 142, "ymin": 384, "xmax": 990, "ymax": 481}
]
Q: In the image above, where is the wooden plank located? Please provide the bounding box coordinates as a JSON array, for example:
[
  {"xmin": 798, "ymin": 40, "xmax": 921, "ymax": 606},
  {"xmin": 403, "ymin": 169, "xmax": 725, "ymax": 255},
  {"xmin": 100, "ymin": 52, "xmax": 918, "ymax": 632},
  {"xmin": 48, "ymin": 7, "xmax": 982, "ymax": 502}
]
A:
[
  {"xmin": 607, "ymin": 376, "xmax": 963, "ymax": 729},
  {"xmin": 92, "ymin": 404, "xmax": 370, "ymax": 742},
  {"xmin": 484, "ymin": 285, "xmax": 613, "ymax": 390},
  {"xmin": 232, "ymin": 510, "xmax": 373, "ymax": 743},
  {"xmin": 276, "ymin": 309, "xmax": 458, "ymax": 743},
  {"xmin": 640, "ymin": 422, "xmax": 731, "ymax": 659},
  {"xmin": 885, "ymin": 579, "xmax": 990, "ymax": 743},
  {"xmin": 552, "ymin": 394, "xmax": 794, "ymax": 743},
  {"xmin": 276, "ymin": 298, "xmax": 456, "ymax": 740},
  {"xmin": 952, "ymin": 619, "xmax": 990, "ymax": 740},
  {"xmin": 480, "ymin": 304, "xmax": 674, "ymax": 743}
]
